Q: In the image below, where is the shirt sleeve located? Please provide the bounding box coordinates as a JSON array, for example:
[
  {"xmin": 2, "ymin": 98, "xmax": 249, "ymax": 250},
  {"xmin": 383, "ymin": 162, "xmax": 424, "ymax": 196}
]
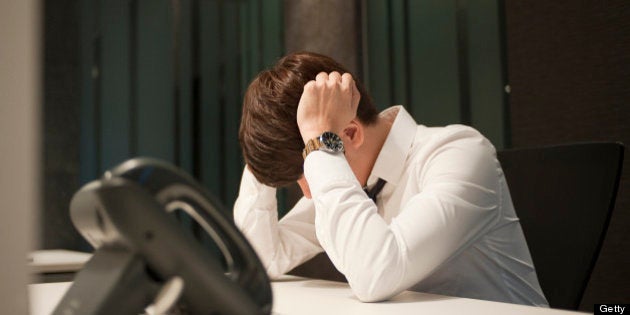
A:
[
  {"xmin": 304, "ymin": 128, "xmax": 501, "ymax": 302},
  {"xmin": 233, "ymin": 166, "xmax": 323, "ymax": 278}
]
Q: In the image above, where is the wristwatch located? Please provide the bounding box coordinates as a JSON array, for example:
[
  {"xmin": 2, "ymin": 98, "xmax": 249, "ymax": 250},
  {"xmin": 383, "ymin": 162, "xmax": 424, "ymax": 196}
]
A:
[{"xmin": 302, "ymin": 131, "xmax": 344, "ymax": 159}]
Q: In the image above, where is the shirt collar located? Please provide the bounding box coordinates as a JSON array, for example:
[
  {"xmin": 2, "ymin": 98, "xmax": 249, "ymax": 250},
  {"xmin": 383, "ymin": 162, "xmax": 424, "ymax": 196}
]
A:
[{"xmin": 367, "ymin": 105, "xmax": 417, "ymax": 187}]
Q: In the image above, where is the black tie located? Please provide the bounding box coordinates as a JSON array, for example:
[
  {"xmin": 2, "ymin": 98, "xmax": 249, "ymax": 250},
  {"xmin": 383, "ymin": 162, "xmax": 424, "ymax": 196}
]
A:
[{"xmin": 364, "ymin": 178, "xmax": 386, "ymax": 203}]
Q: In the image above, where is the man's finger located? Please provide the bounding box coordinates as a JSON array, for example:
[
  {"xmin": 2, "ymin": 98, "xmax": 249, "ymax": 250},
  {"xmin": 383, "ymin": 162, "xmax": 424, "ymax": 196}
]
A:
[
  {"xmin": 329, "ymin": 71, "xmax": 342, "ymax": 83},
  {"xmin": 341, "ymin": 73, "xmax": 353, "ymax": 91},
  {"xmin": 316, "ymin": 72, "xmax": 328, "ymax": 84},
  {"xmin": 303, "ymin": 80, "xmax": 316, "ymax": 92}
]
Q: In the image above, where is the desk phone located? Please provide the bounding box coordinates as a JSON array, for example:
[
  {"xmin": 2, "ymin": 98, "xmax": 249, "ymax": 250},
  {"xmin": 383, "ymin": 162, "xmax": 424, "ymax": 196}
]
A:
[{"xmin": 53, "ymin": 158, "xmax": 272, "ymax": 315}]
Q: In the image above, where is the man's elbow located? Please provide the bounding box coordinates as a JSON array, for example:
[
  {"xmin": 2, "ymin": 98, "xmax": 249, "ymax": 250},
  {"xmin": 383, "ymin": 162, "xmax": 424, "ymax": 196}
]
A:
[
  {"xmin": 346, "ymin": 239, "xmax": 407, "ymax": 302},
  {"xmin": 263, "ymin": 256, "xmax": 290, "ymax": 280},
  {"xmin": 352, "ymin": 281, "xmax": 401, "ymax": 302},
  {"xmin": 349, "ymin": 269, "xmax": 404, "ymax": 302}
]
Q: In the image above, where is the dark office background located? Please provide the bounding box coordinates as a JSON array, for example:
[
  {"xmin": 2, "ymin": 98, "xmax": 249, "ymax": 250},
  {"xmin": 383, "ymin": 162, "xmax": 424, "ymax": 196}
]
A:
[{"xmin": 43, "ymin": 0, "xmax": 628, "ymax": 311}]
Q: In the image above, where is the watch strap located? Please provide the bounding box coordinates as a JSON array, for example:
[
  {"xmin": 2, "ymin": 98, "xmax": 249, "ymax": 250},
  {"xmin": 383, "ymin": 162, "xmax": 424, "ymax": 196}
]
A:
[
  {"xmin": 302, "ymin": 131, "xmax": 344, "ymax": 160},
  {"xmin": 302, "ymin": 137, "xmax": 323, "ymax": 159}
]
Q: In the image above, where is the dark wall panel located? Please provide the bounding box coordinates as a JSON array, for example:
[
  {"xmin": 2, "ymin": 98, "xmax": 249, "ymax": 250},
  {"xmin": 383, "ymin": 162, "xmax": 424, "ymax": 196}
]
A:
[
  {"xmin": 284, "ymin": 0, "xmax": 360, "ymax": 75},
  {"xmin": 407, "ymin": 0, "xmax": 462, "ymax": 125},
  {"xmin": 365, "ymin": 0, "xmax": 408, "ymax": 110},
  {"xmin": 466, "ymin": 0, "xmax": 508, "ymax": 148},
  {"xmin": 199, "ymin": 0, "xmax": 222, "ymax": 200},
  {"xmin": 43, "ymin": 0, "xmax": 83, "ymax": 249},
  {"xmin": 505, "ymin": 1, "xmax": 630, "ymax": 310},
  {"xmin": 41, "ymin": 0, "xmax": 284, "ymax": 250},
  {"xmin": 136, "ymin": 0, "xmax": 175, "ymax": 162},
  {"xmin": 223, "ymin": 1, "xmax": 244, "ymax": 209},
  {"xmin": 78, "ymin": 0, "xmax": 283, "ymax": 211},
  {"xmin": 80, "ymin": 0, "xmax": 99, "ymax": 184},
  {"xmin": 262, "ymin": 0, "xmax": 284, "ymax": 68},
  {"xmin": 100, "ymin": 0, "xmax": 132, "ymax": 171},
  {"xmin": 177, "ymin": 0, "xmax": 194, "ymax": 174},
  {"xmin": 364, "ymin": 0, "xmax": 508, "ymax": 148}
]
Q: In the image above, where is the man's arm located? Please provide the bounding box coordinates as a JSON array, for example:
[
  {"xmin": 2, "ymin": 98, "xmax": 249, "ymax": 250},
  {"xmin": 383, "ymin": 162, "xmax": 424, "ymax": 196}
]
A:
[
  {"xmin": 305, "ymin": 129, "xmax": 500, "ymax": 302},
  {"xmin": 233, "ymin": 166, "xmax": 323, "ymax": 278},
  {"xmin": 295, "ymin": 71, "xmax": 500, "ymax": 301}
]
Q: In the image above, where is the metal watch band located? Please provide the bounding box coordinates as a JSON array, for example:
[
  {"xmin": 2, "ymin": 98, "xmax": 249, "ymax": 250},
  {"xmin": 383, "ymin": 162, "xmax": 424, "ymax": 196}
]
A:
[
  {"xmin": 302, "ymin": 131, "xmax": 344, "ymax": 159},
  {"xmin": 302, "ymin": 138, "xmax": 323, "ymax": 159}
]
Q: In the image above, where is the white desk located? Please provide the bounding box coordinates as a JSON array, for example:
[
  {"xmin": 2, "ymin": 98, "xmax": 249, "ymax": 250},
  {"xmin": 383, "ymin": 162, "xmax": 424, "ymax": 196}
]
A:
[
  {"xmin": 270, "ymin": 277, "xmax": 584, "ymax": 315},
  {"xmin": 30, "ymin": 276, "xmax": 586, "ymax": 315},
  {"xmin": 29, "ymin": 250, "xmax": 91, "ymax": 273}
]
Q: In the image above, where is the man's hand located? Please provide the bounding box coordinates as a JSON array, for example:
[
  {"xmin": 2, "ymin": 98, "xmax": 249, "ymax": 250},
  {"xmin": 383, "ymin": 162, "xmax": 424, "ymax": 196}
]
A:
[{"xmin": 296, "ymin": 71, "xmax": 361, "ymax": 144}]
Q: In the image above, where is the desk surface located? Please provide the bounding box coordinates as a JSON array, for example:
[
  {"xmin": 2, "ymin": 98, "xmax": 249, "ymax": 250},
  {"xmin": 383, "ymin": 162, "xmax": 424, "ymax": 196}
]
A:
[
  {"xmin": 30, "ymin": 276, "xmax": 586, "ymax": 315},
  {"xmin": 270, "ymin": 277, "xmax": 584, "ymax": 315},
  {"xmin": 28, "ymin": 250, "xmax": 91, "ymax": 274}
]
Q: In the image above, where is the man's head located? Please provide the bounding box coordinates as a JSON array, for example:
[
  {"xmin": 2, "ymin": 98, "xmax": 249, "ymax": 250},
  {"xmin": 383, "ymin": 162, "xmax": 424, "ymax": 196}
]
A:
[{"xmin": 239, "ymin": 52, "xmax": 379, "ymax": 187}]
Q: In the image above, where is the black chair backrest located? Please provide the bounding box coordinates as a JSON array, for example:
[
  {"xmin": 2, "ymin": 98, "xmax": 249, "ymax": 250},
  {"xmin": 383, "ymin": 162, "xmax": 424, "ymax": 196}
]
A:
[{"xmin": 497, "ymin": 142, "xmax": 624, "ymax": 310}]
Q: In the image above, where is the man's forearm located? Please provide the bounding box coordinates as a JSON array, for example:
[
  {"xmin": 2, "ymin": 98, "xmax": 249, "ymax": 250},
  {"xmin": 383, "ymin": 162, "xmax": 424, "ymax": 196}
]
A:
[{"xmin": 233, "ymin": 166, "xmax": 323, "ymax": 278}]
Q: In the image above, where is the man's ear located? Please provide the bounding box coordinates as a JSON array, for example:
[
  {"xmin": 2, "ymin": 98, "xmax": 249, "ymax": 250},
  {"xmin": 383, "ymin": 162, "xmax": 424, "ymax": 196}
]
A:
[{"xmin": 342, "ymin": 119, "xmax": 364, "ymax": 150}]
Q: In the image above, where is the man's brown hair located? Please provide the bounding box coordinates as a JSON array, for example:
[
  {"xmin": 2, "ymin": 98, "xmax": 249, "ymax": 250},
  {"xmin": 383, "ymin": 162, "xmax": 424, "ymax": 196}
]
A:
[{"xmin": 239, "ymin": 51, "xmax": 378, "ymax": 187}]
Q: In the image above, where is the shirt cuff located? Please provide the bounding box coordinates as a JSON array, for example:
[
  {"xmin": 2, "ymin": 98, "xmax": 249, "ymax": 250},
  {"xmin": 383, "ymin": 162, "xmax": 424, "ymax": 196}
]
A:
[
  {"xmin": 303, "ymin": 151, "xmax": 359, "ymax": 196},
  {"xmin": 239, "ymin": 166, "xmax": 277, "ymax": 211}
]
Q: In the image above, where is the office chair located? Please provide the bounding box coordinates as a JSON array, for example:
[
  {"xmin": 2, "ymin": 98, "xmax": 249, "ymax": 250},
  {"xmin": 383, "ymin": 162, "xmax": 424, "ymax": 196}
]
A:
[{"xmin": 497, "ymin": 142, "xmax": 624, "ymax": 310}]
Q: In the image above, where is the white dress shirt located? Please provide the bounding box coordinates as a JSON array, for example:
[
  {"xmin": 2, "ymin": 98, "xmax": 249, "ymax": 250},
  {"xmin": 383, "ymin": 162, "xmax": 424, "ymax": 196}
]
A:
[{"xmin": 234, "ymin": 106, "xmax": 549, "ymax": 306}]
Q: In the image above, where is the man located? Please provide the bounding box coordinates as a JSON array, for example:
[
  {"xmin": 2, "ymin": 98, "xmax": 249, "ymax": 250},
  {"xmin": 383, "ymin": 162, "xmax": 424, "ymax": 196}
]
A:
[{"xmin": 234, "ymin": 51, "xmax": 548, "ymax": 306}]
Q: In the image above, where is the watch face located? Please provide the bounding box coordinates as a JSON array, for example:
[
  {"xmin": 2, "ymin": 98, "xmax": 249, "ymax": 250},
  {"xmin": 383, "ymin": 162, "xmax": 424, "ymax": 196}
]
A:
[{"xmin": 320, "ymin": 131, "xmax": 344, "ymax": 153}]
